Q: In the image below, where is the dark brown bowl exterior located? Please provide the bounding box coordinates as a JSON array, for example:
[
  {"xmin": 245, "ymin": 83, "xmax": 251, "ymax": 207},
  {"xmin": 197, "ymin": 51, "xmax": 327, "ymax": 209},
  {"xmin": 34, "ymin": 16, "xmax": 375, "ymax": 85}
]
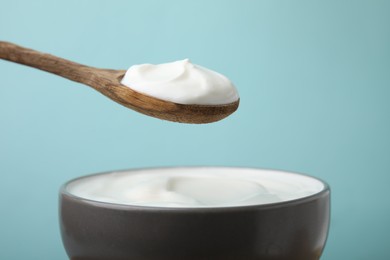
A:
[{"xmin": 59, "ymin": 170, "xmax": 330, "ymax": 260}]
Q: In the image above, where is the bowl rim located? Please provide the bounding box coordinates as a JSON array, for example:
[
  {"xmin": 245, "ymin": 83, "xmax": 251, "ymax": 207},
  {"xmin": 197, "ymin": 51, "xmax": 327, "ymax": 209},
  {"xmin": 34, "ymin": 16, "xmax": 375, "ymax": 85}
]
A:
[{"xmin": 60, "ymin": 166, "xmax": 330, "ymax": 212}]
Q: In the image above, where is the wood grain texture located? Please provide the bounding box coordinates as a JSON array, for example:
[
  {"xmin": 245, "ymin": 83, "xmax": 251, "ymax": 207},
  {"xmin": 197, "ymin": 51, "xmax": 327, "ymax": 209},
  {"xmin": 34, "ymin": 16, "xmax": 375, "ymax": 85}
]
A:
[{"xmin": 0, "ymin": 41, "xmax": 239, "ymax": 123}]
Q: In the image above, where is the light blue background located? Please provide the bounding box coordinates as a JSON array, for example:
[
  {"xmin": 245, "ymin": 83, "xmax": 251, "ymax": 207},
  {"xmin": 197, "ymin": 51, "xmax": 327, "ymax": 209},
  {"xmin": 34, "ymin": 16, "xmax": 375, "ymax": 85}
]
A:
[{"xmin": 1, "ymin": 0, "xmax": 389, "ymax": 259}]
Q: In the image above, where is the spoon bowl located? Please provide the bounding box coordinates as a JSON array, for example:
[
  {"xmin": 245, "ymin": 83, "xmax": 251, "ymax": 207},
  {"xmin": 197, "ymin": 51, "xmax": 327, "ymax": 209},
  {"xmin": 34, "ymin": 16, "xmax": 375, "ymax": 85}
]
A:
[{"xmin": 0, "ymin": 42, "xmax": 239, "ymax": 123}]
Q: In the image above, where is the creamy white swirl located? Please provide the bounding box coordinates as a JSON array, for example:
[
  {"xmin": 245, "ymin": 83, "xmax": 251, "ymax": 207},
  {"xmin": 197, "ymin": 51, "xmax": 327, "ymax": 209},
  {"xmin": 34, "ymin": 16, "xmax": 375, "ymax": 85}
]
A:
[
  {"xmin": 121, "ymin": 59, "xmax": 239, "ymax": 105},
  {"xmin": 67, "ymin": 167, "xmax": 324, "ymax": 208}
]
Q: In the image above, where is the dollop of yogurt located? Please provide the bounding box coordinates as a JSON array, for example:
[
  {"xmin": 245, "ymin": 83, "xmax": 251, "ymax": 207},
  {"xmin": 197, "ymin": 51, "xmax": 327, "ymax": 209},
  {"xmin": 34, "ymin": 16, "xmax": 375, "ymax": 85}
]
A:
[
  {"xmin": 121, "ymin": 59, "xmax": 239, "ymax": 105},
  {"xmin": 67, "ymin": 167, "xmax": 324, "ymax": 208}
]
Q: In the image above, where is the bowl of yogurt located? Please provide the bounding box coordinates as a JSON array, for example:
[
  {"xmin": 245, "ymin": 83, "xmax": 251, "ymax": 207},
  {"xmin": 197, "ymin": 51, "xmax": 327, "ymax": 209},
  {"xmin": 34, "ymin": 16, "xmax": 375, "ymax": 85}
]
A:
[{"xmin": 59, "ymin": 167, "xmax": 330, "ymax": 260}]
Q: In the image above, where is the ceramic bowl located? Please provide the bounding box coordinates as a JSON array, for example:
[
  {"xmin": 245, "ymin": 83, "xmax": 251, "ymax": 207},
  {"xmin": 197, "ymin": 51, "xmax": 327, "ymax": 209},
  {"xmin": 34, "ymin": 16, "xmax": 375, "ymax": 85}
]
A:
[{"xmin": 59, "ymin": 167, "xmax": 330, "ymax": 260}]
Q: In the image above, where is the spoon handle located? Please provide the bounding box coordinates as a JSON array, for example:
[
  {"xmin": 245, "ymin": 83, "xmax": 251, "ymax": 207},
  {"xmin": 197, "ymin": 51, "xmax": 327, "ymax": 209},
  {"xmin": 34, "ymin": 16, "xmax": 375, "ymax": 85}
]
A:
[{"xmin": 0, "ymin": 41, "xmax": 102, "ymax": 88}]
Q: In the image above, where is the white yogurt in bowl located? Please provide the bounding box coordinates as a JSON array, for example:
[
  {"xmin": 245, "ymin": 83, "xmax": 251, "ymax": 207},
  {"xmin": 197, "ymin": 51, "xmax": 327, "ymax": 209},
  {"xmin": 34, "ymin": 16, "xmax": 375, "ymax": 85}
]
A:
[
  {"xmin": 66, "ymin": 167, "xmax": 325, "ymax": 208},
  {"xmin": 121, "ymin": 59, "xmax": 239, "ymax": 105}
]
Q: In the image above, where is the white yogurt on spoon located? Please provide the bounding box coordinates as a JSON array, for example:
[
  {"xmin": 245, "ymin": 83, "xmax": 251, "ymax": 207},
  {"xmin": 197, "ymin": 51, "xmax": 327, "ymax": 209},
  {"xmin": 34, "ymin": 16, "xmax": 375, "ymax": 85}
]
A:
[
  {"xmin": 67, "ymin": 167, "xmax": 325, "ymax": 208},
  {"xmin": 121, "ymin": 59, "xmax": 239, "ymax": 105}
]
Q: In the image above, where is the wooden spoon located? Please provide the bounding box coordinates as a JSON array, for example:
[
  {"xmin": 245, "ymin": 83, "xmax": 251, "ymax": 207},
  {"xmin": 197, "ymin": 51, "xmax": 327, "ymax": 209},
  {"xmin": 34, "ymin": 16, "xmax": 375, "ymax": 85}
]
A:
[{"xmin": 0, "ymin": 41, "xmax": 239, "ymax": 124}]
